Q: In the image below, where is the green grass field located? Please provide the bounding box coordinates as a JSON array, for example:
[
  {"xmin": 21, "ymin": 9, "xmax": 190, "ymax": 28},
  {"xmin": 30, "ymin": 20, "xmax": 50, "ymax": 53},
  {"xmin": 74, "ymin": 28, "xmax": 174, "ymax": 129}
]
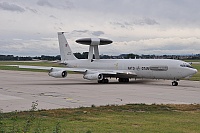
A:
[
  {"xmin": 190, "ymin": 64, "xmax": 200, "ymax": 81},
  {"xmin": 1, "ymin": 104, "xmax": 200, "ymax": 133},
  {"xmin": 183, "ymin": 59, "xmax": 200, "ymax": 62},
  {"xmin": 184, "ymin": 60, "xmax": 200, "ymax": 81}
]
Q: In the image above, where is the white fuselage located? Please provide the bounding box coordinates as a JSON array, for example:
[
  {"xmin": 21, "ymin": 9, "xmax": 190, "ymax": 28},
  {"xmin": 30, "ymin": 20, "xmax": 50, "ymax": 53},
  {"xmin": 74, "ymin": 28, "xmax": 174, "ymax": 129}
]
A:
[{"xmin": 64, "ymin": 59, "xmax": 197, "ymax": 80}]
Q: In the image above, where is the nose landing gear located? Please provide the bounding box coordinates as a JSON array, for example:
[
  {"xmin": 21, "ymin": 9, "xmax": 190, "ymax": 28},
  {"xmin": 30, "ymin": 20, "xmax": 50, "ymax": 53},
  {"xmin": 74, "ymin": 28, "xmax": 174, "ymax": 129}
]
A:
[{"xmin": 172, "ymin": 81, "xmax": 178, "ymax": 86}]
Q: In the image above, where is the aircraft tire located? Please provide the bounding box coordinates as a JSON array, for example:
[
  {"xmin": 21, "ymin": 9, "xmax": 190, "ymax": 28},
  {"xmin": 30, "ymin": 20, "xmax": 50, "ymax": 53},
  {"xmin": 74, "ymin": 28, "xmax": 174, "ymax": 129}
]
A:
[
  {"xmin": 118, "ymin": 78, "xmax": 129, "ymax": 83},
  {"xmin": 172, "ymin": 81, "xmax": 178, "ymax": 86},
  {"xmin": 98, "ymin": 80, "xmax": 102, "ymax": 83}
]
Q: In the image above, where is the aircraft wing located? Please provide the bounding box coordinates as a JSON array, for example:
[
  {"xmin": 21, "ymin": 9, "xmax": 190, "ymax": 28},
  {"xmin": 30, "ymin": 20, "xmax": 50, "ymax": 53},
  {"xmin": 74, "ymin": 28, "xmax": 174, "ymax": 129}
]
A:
[
  {"xmin": 7, "ymin": 65, "xmax": 137, "ymax": 78},
  {"xmin": 14, "ymin": 65, "xmax": 86, "ymax": 73}
]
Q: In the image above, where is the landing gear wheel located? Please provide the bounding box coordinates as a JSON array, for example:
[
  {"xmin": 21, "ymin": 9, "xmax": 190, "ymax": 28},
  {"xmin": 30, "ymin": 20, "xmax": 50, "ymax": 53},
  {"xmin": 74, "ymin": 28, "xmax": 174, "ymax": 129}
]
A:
[
  {"xmin": 172, "ymin": 81, "xmax": 178, "ymax": 86},
  {"xmin": 104, "ymin": 79, "xmax": 109, "ymax": 83},
  {"xmin": 118, "ymin": 78, "xmax": 129, "ymax": 83},
  {"xmin": 98, "ymin": 80, "xmax": 102, "ymax": 83},
  {"xmin": 98, "ymin": 79, "xmax": 109, "ymax": 84}
]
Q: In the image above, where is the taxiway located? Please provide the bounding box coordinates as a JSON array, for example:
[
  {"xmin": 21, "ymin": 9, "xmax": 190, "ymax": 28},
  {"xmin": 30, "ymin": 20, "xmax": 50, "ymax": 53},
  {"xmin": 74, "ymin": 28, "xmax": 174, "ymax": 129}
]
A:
[{"xmin": 0, "ymin": 70, "xmax": 199, "ymax": 112}]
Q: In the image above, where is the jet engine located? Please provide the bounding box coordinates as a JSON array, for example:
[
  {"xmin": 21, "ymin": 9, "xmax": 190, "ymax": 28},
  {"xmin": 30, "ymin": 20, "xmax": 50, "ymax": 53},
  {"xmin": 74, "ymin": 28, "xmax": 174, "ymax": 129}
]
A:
[
  {"xmin": 83, "ymin": 73, "xmax": 103, "ymax": 80},
  {"xmin": 48, "ymin": 68, "xmax": 67, "ymax": 78}
]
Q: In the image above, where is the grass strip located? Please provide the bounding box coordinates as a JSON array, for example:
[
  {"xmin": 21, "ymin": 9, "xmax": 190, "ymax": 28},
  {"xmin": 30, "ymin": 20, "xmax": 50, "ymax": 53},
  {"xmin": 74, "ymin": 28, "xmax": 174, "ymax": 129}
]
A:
[{"xmin": 1, "ymin": 104, "xmax": 200, "ymax": 133}]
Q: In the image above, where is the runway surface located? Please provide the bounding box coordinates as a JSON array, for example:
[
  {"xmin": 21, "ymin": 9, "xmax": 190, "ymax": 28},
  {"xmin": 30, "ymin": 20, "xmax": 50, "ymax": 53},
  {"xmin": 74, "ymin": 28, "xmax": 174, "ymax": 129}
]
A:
[{"xmin": 0, "ymin": 70, "xmax": 200, "ymax": 112}]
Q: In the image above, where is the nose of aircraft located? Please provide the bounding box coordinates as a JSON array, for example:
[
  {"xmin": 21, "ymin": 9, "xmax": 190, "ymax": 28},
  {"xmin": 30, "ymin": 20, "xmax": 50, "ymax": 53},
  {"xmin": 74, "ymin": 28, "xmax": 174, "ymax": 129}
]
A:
[
  {"xmin": 192, "ymin": 69, "xmax": 198, "ymax": 75},
  {"xmin": 186, "ymin": 69, "xmax": 198, "ymax": 79},
  {"xmin": 194, "ymin": 69, "xmax": 198, "ymax": 74}
]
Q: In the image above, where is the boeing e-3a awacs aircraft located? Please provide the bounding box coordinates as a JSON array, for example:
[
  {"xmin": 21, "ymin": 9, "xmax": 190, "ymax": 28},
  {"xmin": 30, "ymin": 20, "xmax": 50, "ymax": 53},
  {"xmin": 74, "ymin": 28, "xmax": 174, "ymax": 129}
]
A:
[{"xmin": 18, "ymin": 32, "xmax": 197, "ymax": 86}]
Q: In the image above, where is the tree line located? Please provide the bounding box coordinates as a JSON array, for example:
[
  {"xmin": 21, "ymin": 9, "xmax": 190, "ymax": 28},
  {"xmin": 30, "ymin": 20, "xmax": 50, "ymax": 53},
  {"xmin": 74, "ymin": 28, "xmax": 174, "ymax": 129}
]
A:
[{"xmin": 0, "ymin": 53, "xmax": 199, "ymax": 61}]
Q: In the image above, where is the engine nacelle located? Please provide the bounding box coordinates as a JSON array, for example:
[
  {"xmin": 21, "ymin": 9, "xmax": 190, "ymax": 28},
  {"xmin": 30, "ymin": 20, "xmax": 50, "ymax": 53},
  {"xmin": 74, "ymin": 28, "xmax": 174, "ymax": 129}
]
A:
[
  {"xmin": 83, "ymin": 73, "xmax": 103, "ymax": 80},
  {"xmin": 48, "ymin": 70, "xmax": 67, "ymax": 78}
]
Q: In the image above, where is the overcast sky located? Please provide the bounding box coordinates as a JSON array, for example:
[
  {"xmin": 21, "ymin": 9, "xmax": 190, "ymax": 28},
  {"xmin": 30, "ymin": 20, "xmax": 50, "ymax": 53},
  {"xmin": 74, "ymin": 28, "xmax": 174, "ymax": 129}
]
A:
[{"xmin": 0, "ymin": 0, "xmax": 200, "ymax": 56}]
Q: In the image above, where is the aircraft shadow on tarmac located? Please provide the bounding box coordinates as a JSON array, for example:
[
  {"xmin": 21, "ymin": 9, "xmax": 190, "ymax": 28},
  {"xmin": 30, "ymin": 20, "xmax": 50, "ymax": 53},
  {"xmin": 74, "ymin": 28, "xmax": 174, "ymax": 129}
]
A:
[
  {"xmin": 18, "ymin": 79, "xmax": 170, "ymax": 86},
  {"xmin": 16, "ymin": 79, "xmax": 199, "ymax": 89}
]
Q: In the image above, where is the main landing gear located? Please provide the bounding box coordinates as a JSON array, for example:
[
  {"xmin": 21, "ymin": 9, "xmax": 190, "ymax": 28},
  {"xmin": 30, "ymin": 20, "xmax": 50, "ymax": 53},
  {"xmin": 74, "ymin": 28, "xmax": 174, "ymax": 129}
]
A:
[
  {"xmin": 118, "ymin": 78, "xmax": 129, "ymax": 83},
  {"xmin": 172, "ymin": 81, "xmax": 178, "ymax": 86},
  {"xmin": 98, "ymin": 78, "xmax": 109, "ymax": 84},
  {"xmin": 98, "ymin": 78, "xmax": 130, "ymax": 83}
]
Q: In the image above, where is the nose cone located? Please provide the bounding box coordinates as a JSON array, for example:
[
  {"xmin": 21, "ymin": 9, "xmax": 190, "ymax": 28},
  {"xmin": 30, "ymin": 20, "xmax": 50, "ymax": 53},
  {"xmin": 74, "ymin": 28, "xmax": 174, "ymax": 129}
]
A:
[
  {"xmin": 194, "ymin": 69, "xmax": 198, "ymax": 74},
  {"xmin": 191, "ymin": 69, "xmax": 198, "ymax": 76},
  {"xmin": 184, "ymin": 69, "xmax": 198, "ymax": 79}
]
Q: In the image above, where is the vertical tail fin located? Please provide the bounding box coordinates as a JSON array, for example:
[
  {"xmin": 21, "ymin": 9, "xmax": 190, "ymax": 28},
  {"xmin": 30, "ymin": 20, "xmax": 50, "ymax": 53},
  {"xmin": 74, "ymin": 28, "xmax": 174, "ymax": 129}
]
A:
[{"xmin": 58, "ymin": 32, "xmax": 77, "ymax": 61}]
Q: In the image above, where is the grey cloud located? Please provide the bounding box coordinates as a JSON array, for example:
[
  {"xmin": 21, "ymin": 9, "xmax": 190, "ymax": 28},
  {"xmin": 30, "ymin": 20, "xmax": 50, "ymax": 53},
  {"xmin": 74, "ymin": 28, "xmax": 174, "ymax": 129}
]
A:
[
  {"xmin": 72, "ymin": 30, "xmax": 104, "ymax": 36},
  {"xmin": 143, "ymin": 44, "xmax": 187, "ymax": 51},
  {"xmin": 64, "ymin": 0, "xmax": 74, "ymax": 9},
  {"xmin": 68, "ymin": 30, "xmax": 90, "ymax": 37},
  {"xmin": 110, "ymin": 22, "xmax": 126, "ymax": 28},
  {"xmin": 36, "ymin": 0, "xmax": 74, "ymax": 9},
  {"xmin": 0, "ymin": 2, "xmax": 25, "ymax": 12},
  {"xmin": 26, "ymin": 7, "xmax": 37, "ymax": 13},
  {"xmin": 37, "ymin": 0, "xmax": 52, "ymax": 7},
  {"xmin": 74, "ymin": 0, "xmax": 200, "ymax": 26},
  {"xmin": 92, "ymin": 31, "xmax": 104, "ymax": 36},
  {"xmin": 132, "ymin": 37, "xmax": 200, "ymax": 54},
  {"xmin": 133, "ymin": 18, "xmax": 159, "ymax": 25},
  {"xmin": 73, "ymin": 30, "xmax": 89, "ymax": 33},
  {"xmin": 49, "ymin": 15, "xmax": 57, "ymax": 19},
  {"xmin": 110, "ymin": 18, "xmax": 159, "ymax": 29}
]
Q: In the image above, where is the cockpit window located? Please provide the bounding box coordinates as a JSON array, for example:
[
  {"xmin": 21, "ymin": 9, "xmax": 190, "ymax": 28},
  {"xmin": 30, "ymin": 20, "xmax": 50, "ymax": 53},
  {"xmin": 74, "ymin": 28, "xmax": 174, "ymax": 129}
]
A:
[{"xmin": 180, "ymin": 64, "xmax": 194, "ymax": 69}]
